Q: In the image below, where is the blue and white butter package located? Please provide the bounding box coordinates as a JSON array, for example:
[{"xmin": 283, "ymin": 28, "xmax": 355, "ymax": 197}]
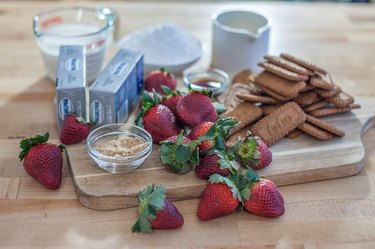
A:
[
  {"xmin": 56, "ymin": 45, "xmax": 86, "ymax": 129},
  {"xmin": 89, "ymin": 49, "xmax": 144, "ymax": 126}
]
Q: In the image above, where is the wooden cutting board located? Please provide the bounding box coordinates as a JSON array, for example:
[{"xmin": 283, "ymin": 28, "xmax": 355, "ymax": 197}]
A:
[{"xmin": 66, "ymin": 97, "xmax": 375, "ymax": 210}]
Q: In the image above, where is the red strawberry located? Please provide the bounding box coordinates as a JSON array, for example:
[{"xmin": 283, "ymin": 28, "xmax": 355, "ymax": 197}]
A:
[
  {"xmin": 163, "ymin": 94, "xmax": 183, "ymax": 116},
  {"xmin": 18, "ymin": 133, "xmax": 64, "ymax": 190},
  {"xmin": 176, "ymin": 91, "xmax": 217, "ymax": 127},
  {"xmin": 132, "ymin": 185, "xmax": 184, "ymax": 233},
  {"xmin": 187, "ymin": 122, "xmax": 214, "ymax": 151},
  {"xmin": 187, "ymin": 118, "xmax": 238, "ymax": 151},
  {"xmin": 160, "ymin": 132, "xmax": 199, "ymax": 174},
  {"xmin": 250, "ymin": 140, "xmax": 272, "ymax": 170},
  {"xmin": 60, "ymin": 113, "xmax": 91, "ymax": 145},
  {"xmin": 241, "ymin": 169, "xmax": 284, "ymax": 218},
  {"xmin": 145, "ymin": 68, "xmax": 177, "ymax": 94},
  {"xmin": 160, "ymin": 86, "xmax": 184, "ymax": 114},
  {"xmin": 164, "ymin": 134, "xmax": 192, "ymax": 145},
  {"xmin": 197, "ymin": 174, "xmax": 241, "ymax": 220},
  {"xmin": 233, "ymin": 132, "xmax": 272, "ymax": 170},
  {"xmin": 195, "ymin": 154, "xmax": 229, "ymax": 180},
  {"xmin": 136, "ymin": 91, "xmax": 181, "ymax": 144}
]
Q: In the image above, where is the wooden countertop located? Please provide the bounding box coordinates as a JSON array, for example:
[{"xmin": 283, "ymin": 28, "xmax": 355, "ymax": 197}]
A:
[{"xmin": 1, "ymin": 1, "xmax": 375, "ymax": 248}]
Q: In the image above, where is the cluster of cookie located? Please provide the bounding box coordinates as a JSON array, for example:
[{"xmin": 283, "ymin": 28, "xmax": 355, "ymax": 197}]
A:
[{"xmin": 223, "ymin": 53, "xmax": 360, "ymax": 147}]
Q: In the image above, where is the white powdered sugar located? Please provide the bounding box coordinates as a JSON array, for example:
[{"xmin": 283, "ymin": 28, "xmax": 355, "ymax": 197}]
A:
[{"xmin": 118, "ymin": 23, "xmax": 202, "ymax": 74}]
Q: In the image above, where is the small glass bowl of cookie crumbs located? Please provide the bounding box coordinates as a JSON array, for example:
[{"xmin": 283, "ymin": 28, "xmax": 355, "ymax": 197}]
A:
[{"xmin": 87, "ymin": 124, "xmax": 152, "ymax": 173}]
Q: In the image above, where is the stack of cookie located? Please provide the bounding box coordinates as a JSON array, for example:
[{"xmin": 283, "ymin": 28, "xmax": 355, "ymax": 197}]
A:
[{"xmin": 223, "ymin": 53, "xmax": 360, "ymax": 147}]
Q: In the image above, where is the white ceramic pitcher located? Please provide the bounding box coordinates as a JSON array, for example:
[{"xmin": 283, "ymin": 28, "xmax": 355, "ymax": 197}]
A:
[{"xmin": 211, "ymin": 10, "xmax": 271, "ymax": 75}]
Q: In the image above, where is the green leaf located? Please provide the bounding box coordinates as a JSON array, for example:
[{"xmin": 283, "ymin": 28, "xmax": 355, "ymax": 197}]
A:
[
  {"xmin": 161, "ymin": 85, "xmax": 173, "ymax": 95},
  {"xmin": 132, "ymin": 185, "xmax": 166, "ymax": 233},
  {"xmin": 209, "ymin": 174, "xmax": 243, "ymax": 203},
  {"xmin": 176, "ymin": 130, "xmax": 184, "ymax": 145},
  {"xmin": 242, "ymin": 168, "xmax": 259, "ymax": 183},
  {"xmin": 132, "ymin": 215, "xmax": 152, "ymax": 233},
  {"xmin": 175, "ymin": 145, "xmax": 192, "ymax": 163},
  {"xmin": 240, "ymin": 187, "xmax": 251, "ymax": 201},
  {"xmin": 215, "ymin": 137, "xmax": 226, "ymax": 150},
  {"xmin": 18, "ymin": 132, "xmax": 49, "ymax": 161},
  {"xmin": 160, "ymin": 143, "xmax": 177, "ymax": 166},
  {"xmin": 159, "ymin": 135, "xmax": 199, "ymax": 174}
]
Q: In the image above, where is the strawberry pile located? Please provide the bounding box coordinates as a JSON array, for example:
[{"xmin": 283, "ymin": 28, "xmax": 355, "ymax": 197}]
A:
[{"xmin": 132, "ymin": 69, "xmax": 285, "ymax": 233}]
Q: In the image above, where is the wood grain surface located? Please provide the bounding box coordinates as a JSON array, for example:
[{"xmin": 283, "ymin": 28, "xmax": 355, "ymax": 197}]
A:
[{"xmin": 1, "ymin": 1, "xmax": 375, "ymax": 248}]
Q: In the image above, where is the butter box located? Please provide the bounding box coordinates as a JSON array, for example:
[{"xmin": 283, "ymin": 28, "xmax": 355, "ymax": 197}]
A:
[
  {"xmin": 56, "ymin": 45, "xmax": 86, "ymax": 129},
  {"xmin": 89, "ymin": 49, "xmax": 144, "ymax": 126}
]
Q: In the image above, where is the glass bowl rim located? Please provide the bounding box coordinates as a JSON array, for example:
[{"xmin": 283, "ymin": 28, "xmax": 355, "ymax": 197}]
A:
[{"xmin": 33, "ymin": 6, "xmax": 112, "ymax": 38}]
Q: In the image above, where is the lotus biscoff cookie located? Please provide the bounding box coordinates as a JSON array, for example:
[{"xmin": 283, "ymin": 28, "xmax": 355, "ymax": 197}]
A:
[
  {"xmin": 303, "ymin": 100, "xmax": 329, "ymax": 113},
  {"xmin": 285, "ymin": 129, "xmax": 303, "ymax": 139},
  {"xmin": 251, "ymin": 102, "xmax": 307, "ymax": 146},
  {"xmin": 309, "ymin": 106, "xmax": 351, "ymax": 117},
  {"xmin": 221, "ymin": 102, "xmax": 262, "ymax": 134},
  {"xmin": 280, "ymin": 53, "xmax": 328, "ymax": 75},
  {"xmin": 315, "ymin": 85, "xmax": 341, "ymax": 98},
  {"xmin": 260, "ymin": 104, "xmax": 283, "ymax": 116},
  {"xmin": 258, "ymin": 62, "xmax": 309, "ymax": 81},
  {"xmin": 298, "ymin": 122, "xmax": 334, "ymax": 140},
  {"xmin": 306, "ymin": 114, "xmax": 345, "ymax": 137},
  {"xmin": 295, "ymin": 91, "xmax": 320, "ymax": 107},
  {"xmin": 254, "ymin": 71, "xmax": 306, "ymax": 98},
  {"xmin": 236, "ymin": 93, "xmax": 279, "ymax": 105},
  {"xmin": 224, "ymin": 83, "xmax": 260, "ymax": 112},
  {"xmin": 325, "ymin": 92, "xmax": 354, "ymax": 108},
  {"xmin": 264, "ymin": 55, "xmax": 314, "ymax": 76},
  {"xmin": 309, "ymin": 76, "xmax": 335, "ymax": 90},
  {"xmin": 232, "ymin": 69, "xmax": 252, "ymax": 85}
]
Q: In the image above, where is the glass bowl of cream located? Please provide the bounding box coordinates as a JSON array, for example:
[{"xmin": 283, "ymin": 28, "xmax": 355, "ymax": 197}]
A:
[{"xmin": 87, "ymin": 124, "xmax": 152, "ymax": 173}]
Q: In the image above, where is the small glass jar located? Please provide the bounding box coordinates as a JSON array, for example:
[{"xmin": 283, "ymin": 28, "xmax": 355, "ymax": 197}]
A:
[
  {"xmin": 183, "ymin": 68, "xmax": 229, "ymax": 95},
  {"xmin": 86, "ymin": 124, "xmax": 152, "ymax": 174}
]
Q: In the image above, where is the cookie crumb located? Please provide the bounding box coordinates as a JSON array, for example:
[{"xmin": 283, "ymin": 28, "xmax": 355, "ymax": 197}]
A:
[{"xmin": 93, "ymin": 135, "xmax": 148, "ymax": 157}]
